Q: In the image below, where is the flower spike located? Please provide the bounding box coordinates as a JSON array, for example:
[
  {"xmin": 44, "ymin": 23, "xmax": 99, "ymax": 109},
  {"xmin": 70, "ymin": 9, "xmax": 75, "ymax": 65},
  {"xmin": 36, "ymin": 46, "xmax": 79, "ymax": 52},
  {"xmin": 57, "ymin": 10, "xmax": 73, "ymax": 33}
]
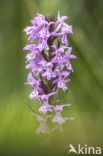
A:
[{"xmin": 23, "ymin": 11, "xmax": 76, "ymax": 133}]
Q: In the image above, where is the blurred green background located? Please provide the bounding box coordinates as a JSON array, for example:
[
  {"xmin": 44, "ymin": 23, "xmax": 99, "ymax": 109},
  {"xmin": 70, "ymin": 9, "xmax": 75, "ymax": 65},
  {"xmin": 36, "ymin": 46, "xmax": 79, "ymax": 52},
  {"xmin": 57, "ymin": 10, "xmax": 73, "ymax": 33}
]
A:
[{"xmin": 0, "ymin": 0, "xmax": 103, "ymax": 155}]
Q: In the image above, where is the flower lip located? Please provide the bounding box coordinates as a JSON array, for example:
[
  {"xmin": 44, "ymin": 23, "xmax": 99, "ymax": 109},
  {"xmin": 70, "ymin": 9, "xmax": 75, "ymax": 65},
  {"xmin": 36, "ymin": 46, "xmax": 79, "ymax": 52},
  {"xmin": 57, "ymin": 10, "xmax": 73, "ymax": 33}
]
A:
[{"xmin": 39, "ymin": 103, "xmax": 53, "ymax": 114}]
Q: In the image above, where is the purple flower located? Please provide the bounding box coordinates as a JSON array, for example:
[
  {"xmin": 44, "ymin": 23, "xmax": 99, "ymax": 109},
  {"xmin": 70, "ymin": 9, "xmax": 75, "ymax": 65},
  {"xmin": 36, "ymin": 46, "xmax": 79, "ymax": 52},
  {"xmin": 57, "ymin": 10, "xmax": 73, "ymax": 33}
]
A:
[
  {"xmin": 23, "ymin": 11, "xmax": 76, "ymax": 133},
  {"xmin": 63, "ymin": 47, "xmax": 76, "ymax": 71},
  {"xmin": 54, "ymin": 11, "xmax": 68, "ymax": 34},
  {"xmin": 42, "ymin": 62, "xmax": 56, "ymax": 80},
  {"xmin": 38, "ymin": 92, "xmax": 57, "ymax": 113},
  {"xmin": 52, "ymin": 11, "xmax": 73, "ymax": 38},
  {"xmin": 53, "ymin": 104, "xmax": 71, "ymax": 111},
  {"xmin": 39, "ymin": 92, "xmax": 57, "ymax": 101},
  {"xmin": 39, "ymin": 102, "xmax": 53, "ymax": 114},
  {"xmin": 52, "ymin": 45, "xmax": 68, "ymax": 55},
  {"xmin": 52, "ymin": 104, "xmax": 71, "ymax": 130},
  {"xmin": 53, "ymin": 71, "xmax": 70, "ymax": 91}
]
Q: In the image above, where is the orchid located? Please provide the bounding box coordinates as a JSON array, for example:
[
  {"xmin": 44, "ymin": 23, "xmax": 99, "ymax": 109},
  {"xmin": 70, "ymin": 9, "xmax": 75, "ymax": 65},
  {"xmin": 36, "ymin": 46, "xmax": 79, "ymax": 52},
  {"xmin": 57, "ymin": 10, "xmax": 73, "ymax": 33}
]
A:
[{"xmin": 23, "ymin": 11, "xmax": 76, "ymax": 133}]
